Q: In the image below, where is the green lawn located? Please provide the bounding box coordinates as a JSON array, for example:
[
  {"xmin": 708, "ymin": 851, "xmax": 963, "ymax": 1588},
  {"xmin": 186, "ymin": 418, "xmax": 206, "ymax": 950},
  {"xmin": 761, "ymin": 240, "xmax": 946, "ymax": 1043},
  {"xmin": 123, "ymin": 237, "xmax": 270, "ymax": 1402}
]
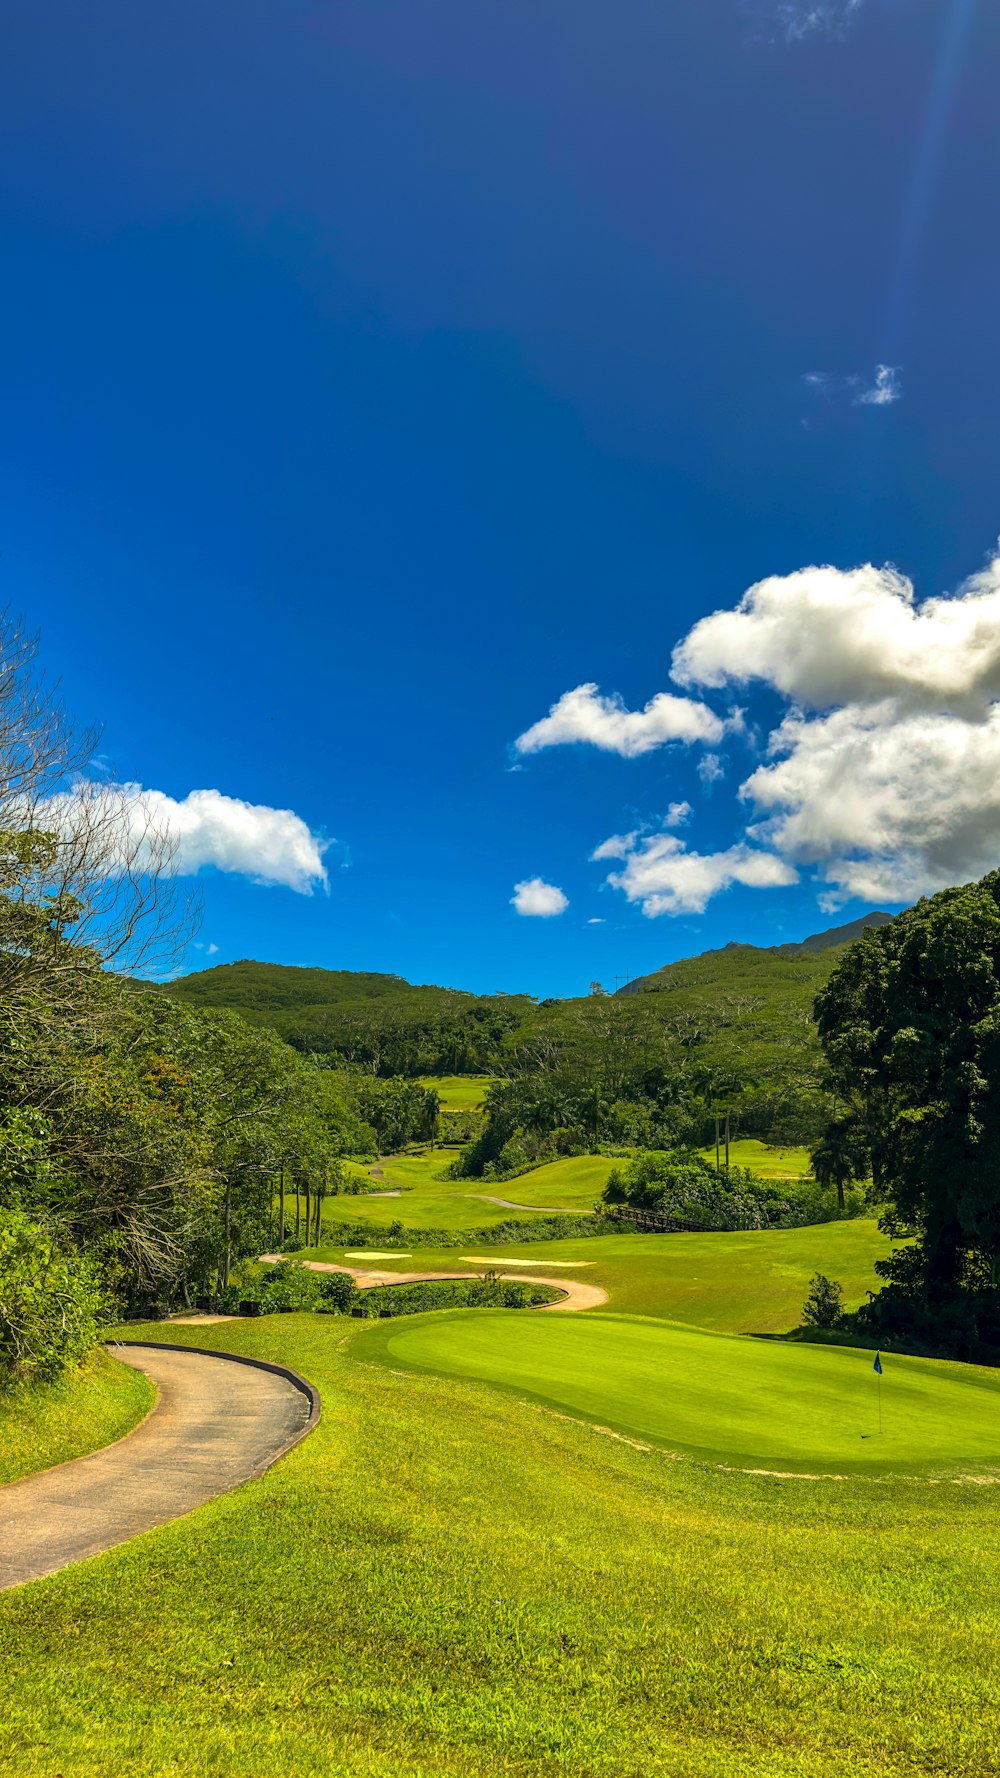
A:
[
  {"xmin": 694, "ymin": 1137, "xmax": 814, "ymax": 1178},
  {"xmin": 0, "ymin": 1349, "xmax": 154, "ymax": 1487},
  {"xmin": 6, "ymin": 1314, "xmax": 1000, "ymax": 1775},
  {"xmin": 480, "ymin": 1153, "xmax": 616, "ymax": 1209},
  {"xmin": 310, "ymin": 1219, "xmax": 891, "ymax": 1332},
  {"xmin": 372, "ymin": 1309, "xmax": 996, "ymax": 1474},
  {"xmin": 417, "ymin": 1074, "xmax": 492, "ymax": 1110},
  {"xmin": 316, "ymin": 1152, "xmax": 601, "ymax": 1236}
]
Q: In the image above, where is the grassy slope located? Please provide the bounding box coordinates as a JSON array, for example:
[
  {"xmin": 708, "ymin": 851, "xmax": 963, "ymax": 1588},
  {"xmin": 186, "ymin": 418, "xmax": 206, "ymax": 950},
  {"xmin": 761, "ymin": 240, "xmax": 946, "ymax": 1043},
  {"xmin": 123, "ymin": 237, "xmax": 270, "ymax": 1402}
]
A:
[
  {"xmin": 319, "ymin": 1152, "xmax": 607, "ymax": 1233},
  {"xmin": 693, "ymin": 1138, "xmax": 813, "ymax": 1179},
  {"xmin": 417, "ymin": 1075, "xmax": 491, "ymax": 1110},
  {"xmin": 4, "ymin": 1313, "xmax": 1000, "ymax": 1777},
  {"xmin": 0, "ymin": 1349, "xmax": 155, "ymax": 1487},
  {"xmin": 310, "ymin": 1220, "xmax": 890, "ymax": 1331}
]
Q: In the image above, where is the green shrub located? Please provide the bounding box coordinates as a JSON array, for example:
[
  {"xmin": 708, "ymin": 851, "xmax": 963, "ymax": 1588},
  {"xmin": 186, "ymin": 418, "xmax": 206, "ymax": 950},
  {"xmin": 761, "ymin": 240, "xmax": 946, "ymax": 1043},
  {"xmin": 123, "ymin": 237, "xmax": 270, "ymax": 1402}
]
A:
[
  {"xmin": 0, "ymin": 1213, "xmax": 110, "ymax": 1387},
  {"xmin": 802, "ymin": 1273, "xmax": 844, "ymax": 1328}
]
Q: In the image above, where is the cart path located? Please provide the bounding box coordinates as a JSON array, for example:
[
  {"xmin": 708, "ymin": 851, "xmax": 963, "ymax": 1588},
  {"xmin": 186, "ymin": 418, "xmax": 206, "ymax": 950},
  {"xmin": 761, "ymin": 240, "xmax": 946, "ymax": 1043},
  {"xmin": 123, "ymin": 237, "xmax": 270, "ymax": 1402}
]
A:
[
  {"xmin": 0, "ymin": 1343, "xmax": 317, "ymax": 1592},
  {"xmin": 259, "ymin": 1254, "xmax": 608, "ymax": 1312},
  {"xmin": 472, "ymin": 1193, "xmax": 593, "ymax": 1214}
]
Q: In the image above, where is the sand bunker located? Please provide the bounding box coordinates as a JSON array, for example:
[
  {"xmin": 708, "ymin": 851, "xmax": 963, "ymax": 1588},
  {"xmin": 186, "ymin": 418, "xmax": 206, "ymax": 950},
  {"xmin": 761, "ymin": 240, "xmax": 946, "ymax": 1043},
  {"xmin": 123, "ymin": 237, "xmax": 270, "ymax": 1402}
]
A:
[
  {"xmin": 344, "ymin": 1250, "xmax": 413, "ymax": 1259},
  {"xmin": 459, "ymin": 1256, "xmax": 593, "ymax": 1267}
]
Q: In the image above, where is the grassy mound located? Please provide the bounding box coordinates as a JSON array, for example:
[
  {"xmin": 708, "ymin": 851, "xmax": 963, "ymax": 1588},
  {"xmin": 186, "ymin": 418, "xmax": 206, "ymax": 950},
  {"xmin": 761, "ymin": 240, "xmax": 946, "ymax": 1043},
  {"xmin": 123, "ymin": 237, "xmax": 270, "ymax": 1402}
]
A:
[
  {"xmin": 5, "ymin": 1314, "xmax": 1000, "ymax": 1776},
  {"xmin": 0, "ymin": 1348, "xmax": 155, "ymax": 1487},
  {"xmin": 370, "ymin": 1310, "xmax": 1000, "ymax": 1474}
]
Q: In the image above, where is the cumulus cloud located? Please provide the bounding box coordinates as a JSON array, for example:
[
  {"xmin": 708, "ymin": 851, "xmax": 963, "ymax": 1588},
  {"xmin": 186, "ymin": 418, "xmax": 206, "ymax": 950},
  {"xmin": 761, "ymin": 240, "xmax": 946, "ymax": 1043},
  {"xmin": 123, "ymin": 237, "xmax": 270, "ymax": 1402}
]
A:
[
  {"xmin": 652, "ymin": 547, "xmax": 1000, "ymax": 909},
  {"xmin": 40, "ymin": 783, "xmax": 330, "ymax": 894},
  {"xmin": 607, "ymin": 833, "xmax": 797, "ymax": 917},
  {"xmin": 510, "ymin": 877, "xmax": 568, "ymax": 917},
  {"xmin": 514, "ymin": 682, "xmax": 724, "ymax": 759}
]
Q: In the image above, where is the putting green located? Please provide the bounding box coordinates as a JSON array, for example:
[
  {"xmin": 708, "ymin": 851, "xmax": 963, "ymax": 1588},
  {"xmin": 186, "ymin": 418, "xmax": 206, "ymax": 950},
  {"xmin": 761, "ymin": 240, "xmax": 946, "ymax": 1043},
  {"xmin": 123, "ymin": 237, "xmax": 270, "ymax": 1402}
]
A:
[{"xmin": 369, "ymin": 1311, "xmax": 1000, "ymax": 1474}]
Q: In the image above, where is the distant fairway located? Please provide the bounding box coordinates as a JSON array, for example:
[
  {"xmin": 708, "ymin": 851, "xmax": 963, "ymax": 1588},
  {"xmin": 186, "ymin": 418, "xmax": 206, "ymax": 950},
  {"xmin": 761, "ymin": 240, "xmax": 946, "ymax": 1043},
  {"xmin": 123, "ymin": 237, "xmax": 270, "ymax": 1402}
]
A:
[
  {"xmin": 373, "ymin": 1310, "xmax": 1000, "ymax": 1474},
  {"xmin": 694, "ymin": 1137, "xmax": 813, "ymax": 1178},
  {"xmin": 478, "ymin": 1152, "xmax": 615, "ymax": 1209},
  {"xmin": 417, "ymin": 1074, "xmax": 492, "ymax": 1110},
  {"xmin": 323, "ymin": 1150, "xmax": 605, "ymax": 1233}
]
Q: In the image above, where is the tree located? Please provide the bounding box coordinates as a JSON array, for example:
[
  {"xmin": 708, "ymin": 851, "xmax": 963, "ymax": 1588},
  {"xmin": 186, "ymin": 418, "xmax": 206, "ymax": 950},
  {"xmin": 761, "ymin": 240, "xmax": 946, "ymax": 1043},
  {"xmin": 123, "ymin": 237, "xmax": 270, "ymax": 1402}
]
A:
[
  {"xmin": 809, "ymin": 1118, "xmax": 865, "ymax": 1211},
  {"xmin": 801, "ymin": 1273, "xmax": 843, "ymax": 1329},
  {"xmin": 815, "ymin": 877, "xmax": 1000, "ymax": 1323}
]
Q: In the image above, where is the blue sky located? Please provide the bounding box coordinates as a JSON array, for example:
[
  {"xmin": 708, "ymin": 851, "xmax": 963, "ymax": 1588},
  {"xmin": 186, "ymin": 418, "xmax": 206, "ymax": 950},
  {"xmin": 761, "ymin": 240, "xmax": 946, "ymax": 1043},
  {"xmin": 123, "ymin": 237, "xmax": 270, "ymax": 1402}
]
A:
[{"xmin": 3, "ymin": 0, "xmax": 999, "ymax": 995}]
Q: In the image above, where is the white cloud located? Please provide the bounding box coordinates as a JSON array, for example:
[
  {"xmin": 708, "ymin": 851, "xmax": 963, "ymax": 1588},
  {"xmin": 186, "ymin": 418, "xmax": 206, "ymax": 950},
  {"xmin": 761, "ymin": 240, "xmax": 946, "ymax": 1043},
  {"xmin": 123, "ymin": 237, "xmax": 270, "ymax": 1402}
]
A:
[
  {"xmin": 607, "ymin": 833, "xmax": 797, "ymax": 917},
  {"xmin": 590, "ymin": 831, "xmax": 638, "ymax": 862},
  {"xmin": 41, "ymin": 783, "xmax": 330, "ymax": 894},
  {"xmin": 802, "ymin": 363, "xmax": 902, "ymax": 408},
  {"xmin": 510, "ymin": 877, "xmax": 568, "ymax": 917},
  {"xmin": 587, "ymin": 917, "xmax": 606, "ymax": 925},
  {"xmin": 855, "ymin": 364, "xmax": 901, "ymax": 407},
  {"xmin": 666, "ymin": 800, "xmax": 692, "ymax": 826},
  {"xmin": 514, "ymin": 682, "xmax": 724, "ymax": 759},
  {"xmin": 567, "ymin": 546, "xmax": 1000, "ymax": 916},
  {"xmin": 697, "ymin": 753, "xmax": 726, "ymax": 787},
  {"xmin": 771, "ymin": 0, "xmax": 864, "ymax": 41}
]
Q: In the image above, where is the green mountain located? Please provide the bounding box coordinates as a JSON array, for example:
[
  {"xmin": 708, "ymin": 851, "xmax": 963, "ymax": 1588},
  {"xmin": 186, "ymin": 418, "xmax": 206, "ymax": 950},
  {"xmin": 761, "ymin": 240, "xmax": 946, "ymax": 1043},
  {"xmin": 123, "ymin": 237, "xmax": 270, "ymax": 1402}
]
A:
[{"xmin": 621, "ymin": 911, "xmax": 892, "ymax": 996}]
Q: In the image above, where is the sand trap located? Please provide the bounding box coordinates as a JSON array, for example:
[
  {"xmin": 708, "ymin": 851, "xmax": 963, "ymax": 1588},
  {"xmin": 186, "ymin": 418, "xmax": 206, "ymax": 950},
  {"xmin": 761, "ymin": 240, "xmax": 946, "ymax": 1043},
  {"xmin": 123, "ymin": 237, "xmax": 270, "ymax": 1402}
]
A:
[
  {"xmin": 344, "ymin": 1250, "xmax": 413, "ymax": 1259},
  {"xmin": 459, "ymin": 1256, "xmax": 593, "ymax": 1267}
]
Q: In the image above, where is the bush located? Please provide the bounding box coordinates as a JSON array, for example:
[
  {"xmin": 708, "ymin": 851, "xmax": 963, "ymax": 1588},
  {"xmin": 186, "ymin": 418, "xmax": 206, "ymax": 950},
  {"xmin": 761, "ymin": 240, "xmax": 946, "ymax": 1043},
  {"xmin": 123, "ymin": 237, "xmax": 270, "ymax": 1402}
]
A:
[
  {"xmin": 802, "ymin": 1273, "xmax": 843, "ymax": 1328},
  {"xmin": 603, "ymin": 1150, "xmax": 865, "ymax": 1232},
  {"xmin": 0, "ymin": 1213, "xmax": 110, "ymax": 1387}
]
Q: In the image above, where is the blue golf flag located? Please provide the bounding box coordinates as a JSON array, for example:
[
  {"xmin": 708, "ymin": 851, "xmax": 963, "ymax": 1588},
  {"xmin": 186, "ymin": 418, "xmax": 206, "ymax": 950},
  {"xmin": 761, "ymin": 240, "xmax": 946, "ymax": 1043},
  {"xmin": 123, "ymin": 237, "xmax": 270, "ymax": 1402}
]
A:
[{"xmin": 873, "ymin": 1352, "xmax": 883, "ymax": 1374}]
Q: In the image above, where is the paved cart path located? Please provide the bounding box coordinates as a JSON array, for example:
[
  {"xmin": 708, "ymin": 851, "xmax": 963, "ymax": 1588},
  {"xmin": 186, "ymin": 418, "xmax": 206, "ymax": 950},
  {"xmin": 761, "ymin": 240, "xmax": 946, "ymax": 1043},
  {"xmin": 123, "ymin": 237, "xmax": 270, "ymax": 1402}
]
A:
[
  {"xmin": 259, "ymin": 1254, "xmax": 608, "ymax": 1312},
  {"xmin": 0, "ymin": 1343, "xmax": 316, "ymax": 1591}
]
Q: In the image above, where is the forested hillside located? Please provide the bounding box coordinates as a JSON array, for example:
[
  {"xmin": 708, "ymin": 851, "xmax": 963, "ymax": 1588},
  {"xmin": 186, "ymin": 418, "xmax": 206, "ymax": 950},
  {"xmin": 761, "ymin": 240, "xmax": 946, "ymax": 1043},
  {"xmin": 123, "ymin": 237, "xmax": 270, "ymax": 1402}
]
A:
[
  {"xmin": 164, "ymin": 959, "xmax": 534, "ymax": 1074},
  {"xmin": 164, "ymin": 917, "xmax": 893, "ymax": 1153}
]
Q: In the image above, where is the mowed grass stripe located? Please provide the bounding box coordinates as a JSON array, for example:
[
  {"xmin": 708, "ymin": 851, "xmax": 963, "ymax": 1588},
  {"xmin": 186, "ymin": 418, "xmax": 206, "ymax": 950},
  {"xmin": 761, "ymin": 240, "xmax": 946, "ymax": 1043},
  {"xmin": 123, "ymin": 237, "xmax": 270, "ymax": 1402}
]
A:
[{"xmin": 370, "ymin": 1311, "xmax": 1000, "ymax": 1474}]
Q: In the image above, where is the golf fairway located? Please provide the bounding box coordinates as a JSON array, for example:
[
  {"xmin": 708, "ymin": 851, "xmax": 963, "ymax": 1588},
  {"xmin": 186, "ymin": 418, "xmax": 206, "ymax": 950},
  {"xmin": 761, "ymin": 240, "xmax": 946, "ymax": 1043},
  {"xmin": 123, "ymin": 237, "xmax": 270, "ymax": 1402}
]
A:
[{"xmin": 371, "ymin": 1311, "xmax": 1000, "ymax": 1474}]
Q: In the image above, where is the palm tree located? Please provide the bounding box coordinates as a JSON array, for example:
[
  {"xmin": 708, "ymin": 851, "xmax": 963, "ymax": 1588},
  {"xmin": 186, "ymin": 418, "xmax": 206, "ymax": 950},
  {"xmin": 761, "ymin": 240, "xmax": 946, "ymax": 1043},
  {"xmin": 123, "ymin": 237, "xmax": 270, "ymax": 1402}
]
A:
[{"xmin": 810, "ymin": 1119, "xmax": 864, "ymax": 1211}]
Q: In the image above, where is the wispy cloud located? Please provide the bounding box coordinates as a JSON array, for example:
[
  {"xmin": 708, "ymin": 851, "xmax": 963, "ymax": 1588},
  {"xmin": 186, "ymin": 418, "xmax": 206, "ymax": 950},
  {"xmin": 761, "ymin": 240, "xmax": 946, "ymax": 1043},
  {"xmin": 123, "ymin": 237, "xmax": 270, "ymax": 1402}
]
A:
[
  {"xmin": 803, "ymin": 363, "xmax": 902, "ymax": 409},
  {"xmin": 765, "ymin": 0, "xmax": 865, "ymax": 40},
  {"xmin": 853, "ymin": 364, "xmax": 902, "ymax": 406}
]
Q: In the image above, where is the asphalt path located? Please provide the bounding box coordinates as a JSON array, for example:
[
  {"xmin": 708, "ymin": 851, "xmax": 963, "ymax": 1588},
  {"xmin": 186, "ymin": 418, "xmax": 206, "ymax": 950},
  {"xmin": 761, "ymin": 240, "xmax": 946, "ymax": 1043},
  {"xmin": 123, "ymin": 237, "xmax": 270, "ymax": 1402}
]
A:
[{"xmin": 0, "ymin": 1343, "xmax": 317, "ymax": 1591}]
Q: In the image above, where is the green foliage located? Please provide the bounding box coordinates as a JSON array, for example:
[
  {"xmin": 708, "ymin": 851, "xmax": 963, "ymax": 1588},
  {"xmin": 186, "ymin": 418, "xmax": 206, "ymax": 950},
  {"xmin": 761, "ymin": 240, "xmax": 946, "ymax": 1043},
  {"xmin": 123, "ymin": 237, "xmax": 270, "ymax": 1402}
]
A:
[
  {"xmin": 817, "ymin": 872, "xmax": 1000, "ymax": 1358},
  {"xmin": 356, "ymin": 1276, "xmax": 562, "ymax": 1316},
  {"xmin": 315, "ymin": 1211, "xmax": 607, "ymax": 1249},
  {"xmin": 0, "ymin": 1212, "xmax": 111, "ymax": 1386},
  {"xmin": 347, "ymin": 1074, "xmax": 439, "ymax": 1153},
  {"xmin": 602, "ymin": 1150, "xmax": 861, "ymax": 1232},
  {"xmin": 801, "ymin": 1272, "xmax": 844, "ymax": 1328}
]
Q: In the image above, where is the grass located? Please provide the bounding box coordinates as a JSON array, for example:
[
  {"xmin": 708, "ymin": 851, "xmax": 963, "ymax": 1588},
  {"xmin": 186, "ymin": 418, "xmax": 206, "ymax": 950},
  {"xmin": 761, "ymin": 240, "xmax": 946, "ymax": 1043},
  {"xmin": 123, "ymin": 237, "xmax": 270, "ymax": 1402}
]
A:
[
  {"xmin": 309, "ymin": 1219, "xmax": 891, "ymax": 1331},
  {"xmin": 417, "ymin": 1074, "xmax": 492, "ymax": 1110},
  {"xmin": 370, "ymin": 1309, "xmax": 999, "ymax": 1474},
  {"xmin": 6, "ymin": 1313, "xmax": 1000, "ymax": 1775},
  {"xmin": 0, "ymin": 1349, "xmax": 155, "ymax": 1487},
  {"xmin": 693, "ymin": 1138, "xmax": 814, "ymax": 1179},
  {"xmin": 315, "ymin": 1152, "xmax": 605, "ymax": 1235}
]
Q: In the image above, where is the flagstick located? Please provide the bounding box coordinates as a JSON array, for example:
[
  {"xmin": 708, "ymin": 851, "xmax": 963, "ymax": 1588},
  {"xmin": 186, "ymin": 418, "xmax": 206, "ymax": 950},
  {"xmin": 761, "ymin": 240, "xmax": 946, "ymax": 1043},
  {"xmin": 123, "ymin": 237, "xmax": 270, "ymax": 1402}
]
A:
[{"xmin": 877, "ymin": 1368, "xmax": 882, "ymax": 1436}]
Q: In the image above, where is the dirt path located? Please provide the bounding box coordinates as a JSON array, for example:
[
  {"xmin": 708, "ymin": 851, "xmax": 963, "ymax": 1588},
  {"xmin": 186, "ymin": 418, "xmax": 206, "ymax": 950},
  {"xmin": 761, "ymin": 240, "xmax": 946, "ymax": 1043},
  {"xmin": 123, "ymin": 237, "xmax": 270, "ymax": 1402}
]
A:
[
  {"xmin": 0, "ymin": 1342, "xmax": 318, "ymax": 1592},
  {"xmin": 259, "ymin": 1254, "xmax": 608, "ymax": 1312}
]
